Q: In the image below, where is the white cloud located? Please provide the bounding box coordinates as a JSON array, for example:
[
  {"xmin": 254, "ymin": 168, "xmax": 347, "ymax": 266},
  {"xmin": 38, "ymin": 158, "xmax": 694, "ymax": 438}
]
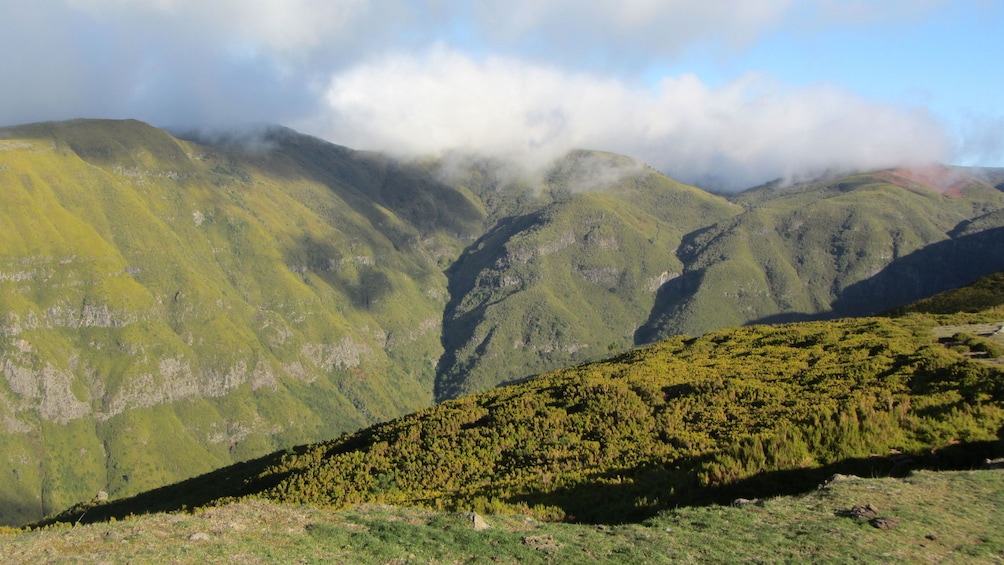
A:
[
  {"xmin": 469, "ymin": 0, "xmax": 796, "ymax": 61},
  {"xmin": 957, "ymin": 114, "xmax": 1004, "ymax": 166},
  {"xmin": 314, "ymin": 48, "xmax": 949, "ymax": 190},
  {"xmin": 65, "ymin": 0, "xmax": 371, "ymax": 52},
  {"xmin": 0, "ymin": 0, "xmax": 982, "ymax": 189}
]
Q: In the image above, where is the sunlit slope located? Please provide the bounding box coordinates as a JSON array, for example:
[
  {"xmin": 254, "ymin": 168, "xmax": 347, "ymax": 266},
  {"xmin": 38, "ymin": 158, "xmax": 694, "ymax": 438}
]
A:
[
  {"xmin": 0, "ymin": 119, "xmax": 481, "ymax": 524},
  {"xmin": 45, "ymin": 275, "xmax": 1004, "ymax": 526},
  {"xmin": 639, "ymin": 168, "xmax": 1004, "ymax": 340}
]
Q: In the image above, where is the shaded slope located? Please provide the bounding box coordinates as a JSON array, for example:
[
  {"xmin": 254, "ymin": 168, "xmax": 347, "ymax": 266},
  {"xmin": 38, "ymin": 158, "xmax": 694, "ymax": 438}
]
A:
[
  {"xmin": 887, "ymin": 271, "xmax": 1004, "ymax": 316},
  {"xmin": 832, "ymin": 226, "xmax": 1004, "ymax": 317}
]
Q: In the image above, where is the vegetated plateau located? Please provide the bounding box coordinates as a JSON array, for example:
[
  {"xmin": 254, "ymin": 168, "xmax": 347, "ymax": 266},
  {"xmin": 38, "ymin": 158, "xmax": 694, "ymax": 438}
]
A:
[{"xmin": 2, "ymin": 118, "xmax": 1004, "ymax": 526}]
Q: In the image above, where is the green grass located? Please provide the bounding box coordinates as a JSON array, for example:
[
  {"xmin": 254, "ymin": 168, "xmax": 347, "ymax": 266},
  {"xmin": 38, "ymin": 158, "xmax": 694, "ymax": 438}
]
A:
[{"xmin": 4, "ymin": 469, "xmax": 1003, "ymax": 563}]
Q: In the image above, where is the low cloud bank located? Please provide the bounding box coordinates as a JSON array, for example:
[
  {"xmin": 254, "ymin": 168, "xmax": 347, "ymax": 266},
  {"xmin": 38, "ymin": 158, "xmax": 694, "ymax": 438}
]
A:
[
  {"xmin": 312, "ymin": 49, "xmax": 949, "ymax": 191},
  {"xmin": 0, "ymin": 1, "xmax": 971, "ymax": 191}
]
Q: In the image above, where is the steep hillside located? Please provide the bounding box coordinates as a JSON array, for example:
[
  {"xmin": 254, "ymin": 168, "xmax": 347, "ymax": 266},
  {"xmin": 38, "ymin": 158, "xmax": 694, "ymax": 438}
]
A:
[
  {"xmin": 4, "ymin": 119, "xmax": 1004, "ymax": 526},
  {"xmin": 43, "ymin": 275, "xmax": 1004, "ymax": 526},
  {"xmin": 0, "ymin": 119, "xmax": 481, "ymax": 524},
  {"xmin": 436, "ymin": 151, "xmax": 741, "ymax": 399},
  {"xmin": 638, "ymin": 167, "xmax": 1004, "ymax": 341}
]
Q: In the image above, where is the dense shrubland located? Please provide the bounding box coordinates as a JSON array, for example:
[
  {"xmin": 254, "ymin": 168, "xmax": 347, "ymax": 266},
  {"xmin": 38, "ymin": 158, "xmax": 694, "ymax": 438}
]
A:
[
  {"xmin": 47, "ymin": 283, "xmax": 1004, "ymax": 525},
  {"xmin": 244, "ymin": 316, "xmax": 1002, "ymax": 522}
]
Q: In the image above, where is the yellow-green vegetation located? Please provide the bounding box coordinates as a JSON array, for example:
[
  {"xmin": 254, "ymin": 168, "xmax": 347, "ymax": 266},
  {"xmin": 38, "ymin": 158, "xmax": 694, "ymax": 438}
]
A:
[
  {"xmin": 6, "ymin": 469, "xmax": 1003, "ymax": 563},
  {"xmin": 0, "ymin": 120, "xmax": 482, "ymax": 524},
  {"xmin": 4, "ymin": 118, "xmax": 1004, "ymax": 529},
  {"xmin": 243, "ymin": 316, "xmax": 1004, "ymax": 523},
  {"xmin": 42, "ymin": 297, "xmax": 1004, "ymax": 527}
]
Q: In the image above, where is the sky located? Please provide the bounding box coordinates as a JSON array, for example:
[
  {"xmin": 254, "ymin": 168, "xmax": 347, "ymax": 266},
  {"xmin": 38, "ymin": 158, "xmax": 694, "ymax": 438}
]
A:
[{"xmin": 0, "ymin": 0, "xmax": 1001, "ymax": 190}]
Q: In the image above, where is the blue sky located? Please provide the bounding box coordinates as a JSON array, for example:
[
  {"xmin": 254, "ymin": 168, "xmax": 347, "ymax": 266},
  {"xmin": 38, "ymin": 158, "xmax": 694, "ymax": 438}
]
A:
[
  {"xmin": 738, "ymin": 3, "xmax": 1003, "ymax": 158},
  {"xmin": 0, "ymin": 0, "xmax": 1000, "ymax": 189}
]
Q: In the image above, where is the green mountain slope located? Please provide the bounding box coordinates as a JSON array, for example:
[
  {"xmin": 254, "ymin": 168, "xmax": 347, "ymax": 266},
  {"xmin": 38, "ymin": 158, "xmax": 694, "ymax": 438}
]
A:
[
  {"xmin": 436, "ymin": 152, "xmax": 741, "ymax": 398},
  {"xmin": 40, "ymin": 273, "xmax": 1004, "ymax": 527},
  {"xmin": 0, "ymin": 119, "xmax": 482, "ymax": 524},
  {"xmin": 438, "ymin": 160, "xmax": 1004, "ymax": 396},
  {"xmin": 4, "ymin": 119, "xmax": 1004, "ymax": 527},
  {"xmin": 639, "ymin": 168, "xmax": 1004, "ymax": 340}
]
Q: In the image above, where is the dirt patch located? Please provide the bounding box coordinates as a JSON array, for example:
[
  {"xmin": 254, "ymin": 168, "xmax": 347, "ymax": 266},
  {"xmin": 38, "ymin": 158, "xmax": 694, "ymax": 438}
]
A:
[
  {"xmin": 932, "ymin": 322, "xmax": 1004, "ymax": 365},
  {"xmin": 931, "ymin": 322, "xmax": 1004, "ymax": 339},
  {"xmin": 875, "ymin": 167, "xmax": 972, "ymax": 197}
]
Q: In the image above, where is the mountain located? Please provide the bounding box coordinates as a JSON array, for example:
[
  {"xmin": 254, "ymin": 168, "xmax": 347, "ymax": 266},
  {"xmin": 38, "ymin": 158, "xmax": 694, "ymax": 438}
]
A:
[
  {"xmin": 434, "ymin": 151, "xmax": 740, "ymax": 398},
  {"xmin": 638, "ymin": 167, "xmax": 1004, "ymax": 340},
  {"xmin": 0, "ymin": 119, "xmax": 481, "ymax": 523},
  {"xmin": 3, "ymin": 119, "xmax": 1004, "ymax": 526},
  {"xmin": 39, "ymin": 271, "xmax": 1004, "ymax": 527},
  {"xmin": 437, "ymin": 161, "xmax": 1004, "ymax": 398}
]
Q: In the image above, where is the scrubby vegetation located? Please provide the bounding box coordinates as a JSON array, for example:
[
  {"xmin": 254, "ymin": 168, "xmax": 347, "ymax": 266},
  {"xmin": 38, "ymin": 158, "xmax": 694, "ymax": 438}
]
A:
[
  {"xmin": 43, "ymin": 290, "xmax": 1004, "ymax": 526},
  {"xmin": 241, "ymin": 316, "xmax": 1004, "ymax": 523}
]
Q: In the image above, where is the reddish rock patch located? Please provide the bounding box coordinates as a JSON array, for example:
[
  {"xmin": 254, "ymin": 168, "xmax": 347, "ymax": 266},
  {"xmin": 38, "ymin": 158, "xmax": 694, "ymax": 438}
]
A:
[{"xmin": 875, "ymin": 166, "xmax": 970, "ymax": 197}]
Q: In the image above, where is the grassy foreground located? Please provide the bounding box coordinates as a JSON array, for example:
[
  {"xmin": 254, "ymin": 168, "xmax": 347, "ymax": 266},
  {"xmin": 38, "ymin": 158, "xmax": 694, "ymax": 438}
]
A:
[{"xmin": 2, "ymin": 468, "xmax": 1002, "ymax": 563}]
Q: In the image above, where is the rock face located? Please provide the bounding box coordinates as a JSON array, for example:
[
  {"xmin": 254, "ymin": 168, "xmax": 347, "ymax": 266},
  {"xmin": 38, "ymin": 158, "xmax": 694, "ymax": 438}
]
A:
[
  {"xmin": 843, "ymin": 504, "xmax": 899, "ymax": 530},
  {"xmin": 466, "ymin": 512, "xmax": 491, "ymax": 531},
  {"xmin": 849, "ymin": 504, "xmax": 880, "ymax": 520},
  {"xmin": 870, "ymin": 517, "xmax": 899, "ymax": 530}
]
